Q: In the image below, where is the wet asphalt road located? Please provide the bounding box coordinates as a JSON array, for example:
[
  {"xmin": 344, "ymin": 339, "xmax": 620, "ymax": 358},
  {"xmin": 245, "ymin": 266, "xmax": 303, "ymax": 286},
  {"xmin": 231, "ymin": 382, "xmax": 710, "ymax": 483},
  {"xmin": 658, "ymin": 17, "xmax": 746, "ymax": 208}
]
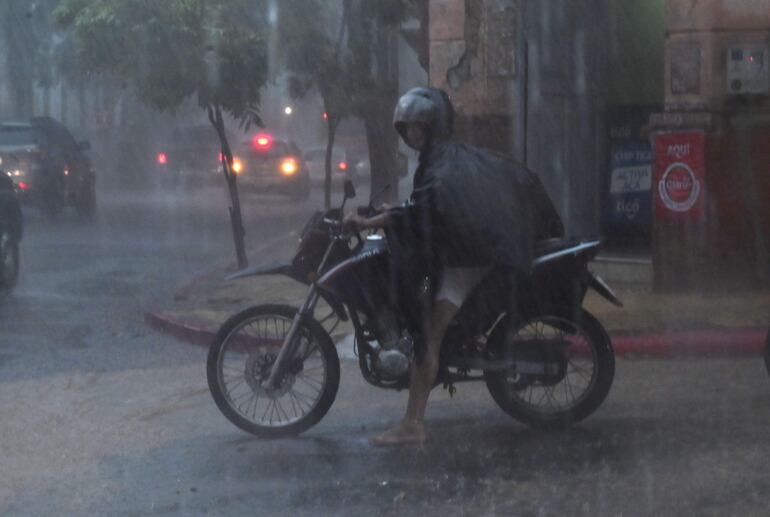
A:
[{"xmin": 2, "ymin": 186, "xmax": 770, "ymax": 516}]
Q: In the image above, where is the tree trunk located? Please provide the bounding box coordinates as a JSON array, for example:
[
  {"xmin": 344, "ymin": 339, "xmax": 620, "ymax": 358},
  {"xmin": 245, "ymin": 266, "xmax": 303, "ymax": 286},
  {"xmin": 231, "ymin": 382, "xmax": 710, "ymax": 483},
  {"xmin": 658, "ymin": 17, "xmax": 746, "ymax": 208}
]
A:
[
  {"xmin": 364, "ymin": 107, "xmax": 399, "ymax": 206},
  {"xmin": 324, "ymin": 114, "xmax": 340, "ymax": 209},
  {"xmin": 736, "ymin": 118, "xmax": 769, "ymax": 286},
  {"xmin": 42, "ymin": 83, "xmax": 50, "ymax": 116},
  {"xmin": 208, "ymin": 104, "xmax": 248, "ymax": 269},
  {"xmin": 4, "ymin": 2, "xmax": 34, "ymax": 118},
  {"xmin": 366, "ymin": 22, "xmax": 400, "ymax": 206},
  {"xmin": 60, "ymin": 83, "xmax": 68, "ymax": 126}
]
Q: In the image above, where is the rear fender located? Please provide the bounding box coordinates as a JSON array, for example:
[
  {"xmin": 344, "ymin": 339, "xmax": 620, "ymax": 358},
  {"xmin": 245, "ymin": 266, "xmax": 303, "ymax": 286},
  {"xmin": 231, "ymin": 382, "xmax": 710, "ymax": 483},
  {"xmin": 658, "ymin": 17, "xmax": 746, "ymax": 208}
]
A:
[{"xmin": 586, "ymin": 270, "xmax": 623, "ymax": 307}]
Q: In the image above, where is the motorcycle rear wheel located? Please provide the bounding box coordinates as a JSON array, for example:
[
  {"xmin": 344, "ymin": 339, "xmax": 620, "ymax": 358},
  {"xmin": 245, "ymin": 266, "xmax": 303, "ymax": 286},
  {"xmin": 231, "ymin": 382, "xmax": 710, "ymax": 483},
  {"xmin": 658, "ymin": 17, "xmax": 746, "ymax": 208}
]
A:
[
  {"xmin": 207, "ymin": 304, "xmax": 340, "ymax": 438},
  {"xmin": 484, "ymin": 307, "xmax": 614, "ymax": 429}
]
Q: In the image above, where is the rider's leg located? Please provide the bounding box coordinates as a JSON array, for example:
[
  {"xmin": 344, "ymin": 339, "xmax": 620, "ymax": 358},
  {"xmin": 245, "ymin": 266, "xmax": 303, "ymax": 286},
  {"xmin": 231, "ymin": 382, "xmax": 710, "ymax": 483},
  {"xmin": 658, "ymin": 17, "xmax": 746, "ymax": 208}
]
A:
[
  {"xmin": 370, "ymin": 299, "xmax": 459, "ymax": 445},
  {"xmin": 371, "ymin": 266, "xmax": 489, "ymax": 446}
]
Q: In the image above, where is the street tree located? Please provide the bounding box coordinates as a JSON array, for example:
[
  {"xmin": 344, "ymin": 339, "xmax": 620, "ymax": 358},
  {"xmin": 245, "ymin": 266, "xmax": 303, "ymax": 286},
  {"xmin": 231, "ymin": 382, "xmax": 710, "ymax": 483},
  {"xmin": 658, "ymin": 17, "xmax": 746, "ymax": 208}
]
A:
[
  {"xmin": 1, "ymin": 0, "xmax": 61, "ymax": 118},
  {"xmin": 54, "ymin": 0, "xmax": 270, "ymax": 268},
  {"xmin": 280, "ymin": 0, "xmax": 416, "ymax": 206},
  {"xmin": 280, "ymin": 0, "xmax": 350, "ymax": 209}
]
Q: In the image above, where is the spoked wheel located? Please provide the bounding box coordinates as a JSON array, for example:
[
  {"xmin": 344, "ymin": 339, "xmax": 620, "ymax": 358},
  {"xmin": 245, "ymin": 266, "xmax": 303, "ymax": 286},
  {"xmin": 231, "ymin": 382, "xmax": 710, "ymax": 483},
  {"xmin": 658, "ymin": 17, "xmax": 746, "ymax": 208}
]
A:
[
  {"xmin": 207, "ymin": 304, "xmax": 340, "ymax": 438},
  {"xmin": 484, "ymin": 308, "xmax": 614, "ymax": 429}
]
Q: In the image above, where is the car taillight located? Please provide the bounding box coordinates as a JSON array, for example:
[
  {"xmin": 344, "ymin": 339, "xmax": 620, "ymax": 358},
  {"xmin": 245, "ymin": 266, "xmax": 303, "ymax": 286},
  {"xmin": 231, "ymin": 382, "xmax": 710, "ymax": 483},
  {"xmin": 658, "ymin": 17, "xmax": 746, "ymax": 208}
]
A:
[
  {"xmin": 280, "ymin": 158, "xmax": 298, "ymax": 176},
  {"xmin": 18, "ymin": 181, "xmax": 28, "ymax": 190},
  {"xmin": 338, "ymin": 161, "xmax": 348, "ymax": 171},
  {"xmin": 252, "ymin": 133, "xmax": 273, "ymax": 151},
  {"xmin": 157, "ymin": 152, "xmax": 168, "ymax": 165}
]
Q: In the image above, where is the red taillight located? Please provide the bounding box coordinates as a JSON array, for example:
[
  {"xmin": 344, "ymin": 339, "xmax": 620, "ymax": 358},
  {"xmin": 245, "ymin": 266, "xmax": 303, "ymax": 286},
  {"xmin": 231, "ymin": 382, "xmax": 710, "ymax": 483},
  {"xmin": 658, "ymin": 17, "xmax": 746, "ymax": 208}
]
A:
[
  {"xmin": 252, "ymin": 133, "xmax": 273, "ymax": 150},
  {"xmin": 338, "ymin": 161, "xmax": 348, "ymax": 171},
  {"xmin": 157, "ymin": 152, "xmax": 168, "ymax": 165},
  {"xmin": 18, "ymin": 181, "xmax": 28, "ymax": 190}
]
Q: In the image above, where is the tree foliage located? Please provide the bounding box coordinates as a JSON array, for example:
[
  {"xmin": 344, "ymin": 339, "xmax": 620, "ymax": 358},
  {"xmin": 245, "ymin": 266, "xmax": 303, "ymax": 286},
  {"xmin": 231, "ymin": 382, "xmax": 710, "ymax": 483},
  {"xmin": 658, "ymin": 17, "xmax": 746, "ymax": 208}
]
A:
[
  {"xmin": 279, "ymin": 0, "xmax": 416, "ymax": 204},
  {"xmin": 54, "ymin": 0, "xmax": 273, "ymax": 267},
  {"xmin": 53, "ymin": 0, "xmax": 269, "ymax": 130},
  {"xmin": 279, "ymin": 0, "xmax": 414, "ymax": 120}
]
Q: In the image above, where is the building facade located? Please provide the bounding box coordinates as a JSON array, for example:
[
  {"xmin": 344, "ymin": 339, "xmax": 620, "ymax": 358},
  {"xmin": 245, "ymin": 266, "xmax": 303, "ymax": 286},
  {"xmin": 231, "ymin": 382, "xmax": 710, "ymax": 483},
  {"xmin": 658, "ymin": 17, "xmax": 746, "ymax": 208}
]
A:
[{"xmin": 427, "ymin": 0, "xmax": 769, "ymax": 288}]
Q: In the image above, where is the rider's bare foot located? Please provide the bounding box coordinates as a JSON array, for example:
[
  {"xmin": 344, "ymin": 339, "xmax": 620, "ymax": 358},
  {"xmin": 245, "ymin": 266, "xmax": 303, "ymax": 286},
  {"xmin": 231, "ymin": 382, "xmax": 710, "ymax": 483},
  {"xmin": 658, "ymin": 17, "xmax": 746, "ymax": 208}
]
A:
[{"xmin": 369, "ymin": 421, "xmax": 425, "ymax": 446}]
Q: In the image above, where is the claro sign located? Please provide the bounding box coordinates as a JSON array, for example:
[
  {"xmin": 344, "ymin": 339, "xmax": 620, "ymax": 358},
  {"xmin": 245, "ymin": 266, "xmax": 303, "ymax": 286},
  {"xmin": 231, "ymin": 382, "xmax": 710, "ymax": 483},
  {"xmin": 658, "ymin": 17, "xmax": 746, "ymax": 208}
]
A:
[{"xmin": 653, "ymin": 132, "xmax": 706, "ymax": 221}]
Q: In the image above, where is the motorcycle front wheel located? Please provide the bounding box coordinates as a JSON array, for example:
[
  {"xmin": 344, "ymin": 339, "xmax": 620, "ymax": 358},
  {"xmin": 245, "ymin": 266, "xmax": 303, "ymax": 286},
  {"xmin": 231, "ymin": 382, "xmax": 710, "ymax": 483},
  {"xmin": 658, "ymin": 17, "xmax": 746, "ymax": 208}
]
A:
[
  {"xmin": 484, "ymin": 307, "xmax": 615, "ymax": 429},
  {"xmin": 207, "ymin": 304, "xmax": 340, "ymax": 438}
]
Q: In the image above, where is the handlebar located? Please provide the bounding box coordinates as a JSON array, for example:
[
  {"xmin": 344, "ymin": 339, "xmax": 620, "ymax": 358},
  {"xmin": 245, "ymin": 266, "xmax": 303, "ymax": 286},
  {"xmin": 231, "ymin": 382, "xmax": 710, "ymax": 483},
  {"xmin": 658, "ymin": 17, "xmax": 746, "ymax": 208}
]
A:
[
  {"xmin": 323, "ymin": 217, "xmax": 361, "ymax": 246},
  {"xmin": 322, "ymin": 217, "xmax": 345, "ymax": 231},
  {"xmin": 356, "ymin": 205, "xmax": 378, "ymax": 218}
]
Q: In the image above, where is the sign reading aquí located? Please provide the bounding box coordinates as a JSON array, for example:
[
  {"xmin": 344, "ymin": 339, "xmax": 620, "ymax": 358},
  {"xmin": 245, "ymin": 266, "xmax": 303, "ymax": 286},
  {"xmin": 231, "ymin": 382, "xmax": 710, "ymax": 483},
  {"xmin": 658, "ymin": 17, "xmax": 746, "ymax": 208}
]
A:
[{"xmin": 653, "ymin": 132, "xmax": 706, "ymax": 221}]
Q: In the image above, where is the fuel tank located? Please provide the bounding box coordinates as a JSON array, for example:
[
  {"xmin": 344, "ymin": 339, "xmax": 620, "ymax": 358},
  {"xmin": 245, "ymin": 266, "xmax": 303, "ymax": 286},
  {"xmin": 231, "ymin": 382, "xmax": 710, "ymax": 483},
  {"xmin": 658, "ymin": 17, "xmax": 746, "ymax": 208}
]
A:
[{"xmin": 317, "ymin": 235, "xmax": 393, "ymax": 315}]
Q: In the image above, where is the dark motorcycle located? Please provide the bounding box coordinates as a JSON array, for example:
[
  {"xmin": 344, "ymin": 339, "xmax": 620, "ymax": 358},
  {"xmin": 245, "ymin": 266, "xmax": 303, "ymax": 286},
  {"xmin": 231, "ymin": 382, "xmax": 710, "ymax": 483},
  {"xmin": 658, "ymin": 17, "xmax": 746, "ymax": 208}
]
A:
[{"xmin": 207, "ymin": 181, "xmax": 622, "ymax": 437}]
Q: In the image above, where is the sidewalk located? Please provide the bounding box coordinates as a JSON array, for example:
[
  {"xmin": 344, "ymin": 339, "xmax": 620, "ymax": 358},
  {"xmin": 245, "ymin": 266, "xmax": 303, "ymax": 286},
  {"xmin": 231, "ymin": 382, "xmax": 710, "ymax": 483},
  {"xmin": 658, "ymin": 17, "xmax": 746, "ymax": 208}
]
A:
[{"xmin": 146, "ymin": 237, "xmax": 770, "ymax": 358}]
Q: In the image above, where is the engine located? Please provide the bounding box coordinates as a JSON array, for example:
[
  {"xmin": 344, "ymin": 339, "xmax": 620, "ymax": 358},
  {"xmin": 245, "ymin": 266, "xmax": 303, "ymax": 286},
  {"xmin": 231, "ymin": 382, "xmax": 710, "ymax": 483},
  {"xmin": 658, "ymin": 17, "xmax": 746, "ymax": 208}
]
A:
[{"xmin": 369, "ymin": 308, "xmax": 414, "ymax": 378}]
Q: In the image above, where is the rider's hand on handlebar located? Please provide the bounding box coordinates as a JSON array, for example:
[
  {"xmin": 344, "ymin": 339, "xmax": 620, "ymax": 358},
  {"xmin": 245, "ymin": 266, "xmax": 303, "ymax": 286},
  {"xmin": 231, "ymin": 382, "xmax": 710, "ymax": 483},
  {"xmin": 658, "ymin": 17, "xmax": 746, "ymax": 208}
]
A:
[{"xmin": 343, "ymin": 212, "xmax": 368, "ymax": 231}]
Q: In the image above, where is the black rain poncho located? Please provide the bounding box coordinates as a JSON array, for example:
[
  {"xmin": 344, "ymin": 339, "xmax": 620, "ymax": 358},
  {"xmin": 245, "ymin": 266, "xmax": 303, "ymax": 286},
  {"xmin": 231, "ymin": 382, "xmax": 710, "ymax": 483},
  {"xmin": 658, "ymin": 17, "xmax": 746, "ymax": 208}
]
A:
[{"xmin": 388, "ymin": 87, "xmax": 563, "ymax": 278}]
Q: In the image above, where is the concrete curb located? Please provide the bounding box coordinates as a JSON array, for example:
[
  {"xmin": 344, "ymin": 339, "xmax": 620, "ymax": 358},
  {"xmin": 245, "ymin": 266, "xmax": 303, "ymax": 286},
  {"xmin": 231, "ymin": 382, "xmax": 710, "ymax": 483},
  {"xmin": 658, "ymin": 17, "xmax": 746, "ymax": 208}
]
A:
[
  {"xmin": 172, "ymin": 265, "xmax": 228, "ymax": 302},
  {"xmin": 144, "ymin": 311, "xmax": 216, "ymax": 348},
  {"xmin": 146, "ymin": 309, "xmax": 768, "ymax": 359},
  {"xmin": 170, "ymin": 232, "xmax": 300, "ymax": 302},
  {"xmin": 612, "ymin": 329, "xmax": 767, "ymax": 358}
]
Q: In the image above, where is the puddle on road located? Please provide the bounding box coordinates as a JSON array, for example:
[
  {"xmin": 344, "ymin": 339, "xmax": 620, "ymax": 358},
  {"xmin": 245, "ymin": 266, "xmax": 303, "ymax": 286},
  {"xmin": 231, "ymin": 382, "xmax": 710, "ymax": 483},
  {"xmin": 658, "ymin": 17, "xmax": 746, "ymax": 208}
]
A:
[{"xmin": 60, "ymin": 275, "xmax": 142, "ymax": 297}]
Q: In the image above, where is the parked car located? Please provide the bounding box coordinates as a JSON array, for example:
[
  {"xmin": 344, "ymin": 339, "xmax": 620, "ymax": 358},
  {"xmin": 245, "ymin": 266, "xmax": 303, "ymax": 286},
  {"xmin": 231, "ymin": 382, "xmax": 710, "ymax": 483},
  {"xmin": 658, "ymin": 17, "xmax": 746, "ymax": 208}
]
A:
[
  {"xmin": 0, "ymin": 174, "xmax": 22, "ymax": 293},
  {"xmin": 0, "ymin": 117, "xmax": 95, "ymax": 218},
  {"xmin": 302, "ymin": 146, "xmax": 357, "ymax": 187},
  {"xmin": 153, "ymin": 124, "xmax": 229, "ymax": 188},
  {"xmin": 233, "ymin": 133, "xmax": 310, "ymax": 199}
]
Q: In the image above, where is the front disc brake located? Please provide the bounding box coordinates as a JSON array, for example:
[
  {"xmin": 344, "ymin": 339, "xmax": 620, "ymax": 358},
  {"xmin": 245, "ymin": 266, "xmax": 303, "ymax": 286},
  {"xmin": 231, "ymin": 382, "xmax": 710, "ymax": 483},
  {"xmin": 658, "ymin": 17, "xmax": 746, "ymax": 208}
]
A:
[{"xmin": 244, "ymin": 353, "xmax": 295, "ymax": 398}]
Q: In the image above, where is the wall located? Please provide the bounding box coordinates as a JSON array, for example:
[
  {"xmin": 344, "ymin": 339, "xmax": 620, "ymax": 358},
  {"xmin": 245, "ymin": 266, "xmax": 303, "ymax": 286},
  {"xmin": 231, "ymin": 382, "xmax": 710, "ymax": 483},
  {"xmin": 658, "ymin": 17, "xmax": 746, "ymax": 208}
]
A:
[
  {"xmin": 651, "ymin": 0, "xmax": 770, "ymax": 288},
  {"xmin": 664, "ymin": 0, "xmax": 770, "ymax": 111},
  {"xmin": 428, "ymin": 0, "xmax": 613, "ymax": 238}
]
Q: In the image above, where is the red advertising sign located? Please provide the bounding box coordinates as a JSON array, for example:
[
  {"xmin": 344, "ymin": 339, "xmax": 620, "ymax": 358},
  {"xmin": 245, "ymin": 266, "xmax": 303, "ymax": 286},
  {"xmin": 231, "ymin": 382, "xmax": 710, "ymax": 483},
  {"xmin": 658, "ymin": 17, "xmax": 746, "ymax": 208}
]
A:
[{"xmin": 653, "ymin": 132, "xmax": 706, "ymax": 221}]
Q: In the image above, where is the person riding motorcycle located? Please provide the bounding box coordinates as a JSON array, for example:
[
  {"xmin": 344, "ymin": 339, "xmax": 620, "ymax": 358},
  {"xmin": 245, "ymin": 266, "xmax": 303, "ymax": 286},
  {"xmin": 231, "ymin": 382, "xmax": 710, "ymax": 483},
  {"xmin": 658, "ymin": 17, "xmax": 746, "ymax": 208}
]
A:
[{"xmin": 345, "ymin": 87, "xmax": 564, "ymax": 445}]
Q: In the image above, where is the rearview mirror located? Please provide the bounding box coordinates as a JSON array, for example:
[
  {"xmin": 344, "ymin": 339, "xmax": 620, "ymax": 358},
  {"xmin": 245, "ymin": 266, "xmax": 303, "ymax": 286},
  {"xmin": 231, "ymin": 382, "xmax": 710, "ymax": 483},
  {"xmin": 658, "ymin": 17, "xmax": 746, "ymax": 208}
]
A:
[{"xmin": 344, "ymin": 179, "xmax": 356, "ymax": 199}]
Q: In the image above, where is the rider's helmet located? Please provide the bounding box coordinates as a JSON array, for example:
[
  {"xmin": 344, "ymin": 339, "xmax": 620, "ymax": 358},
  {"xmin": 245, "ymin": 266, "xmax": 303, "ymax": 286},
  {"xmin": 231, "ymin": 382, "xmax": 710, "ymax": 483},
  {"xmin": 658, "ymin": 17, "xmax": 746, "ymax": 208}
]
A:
[{"xmin": 393, "ymin": 87, "xmax": 454, "ymax": 148}]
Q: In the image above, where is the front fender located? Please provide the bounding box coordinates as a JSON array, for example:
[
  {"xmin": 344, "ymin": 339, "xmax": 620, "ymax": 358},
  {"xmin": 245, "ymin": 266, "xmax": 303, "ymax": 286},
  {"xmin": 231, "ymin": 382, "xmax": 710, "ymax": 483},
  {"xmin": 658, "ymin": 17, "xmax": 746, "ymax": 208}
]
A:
[{"xmin": 226, "ymin": 262, "xmax": 349, "ymax": 322}]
